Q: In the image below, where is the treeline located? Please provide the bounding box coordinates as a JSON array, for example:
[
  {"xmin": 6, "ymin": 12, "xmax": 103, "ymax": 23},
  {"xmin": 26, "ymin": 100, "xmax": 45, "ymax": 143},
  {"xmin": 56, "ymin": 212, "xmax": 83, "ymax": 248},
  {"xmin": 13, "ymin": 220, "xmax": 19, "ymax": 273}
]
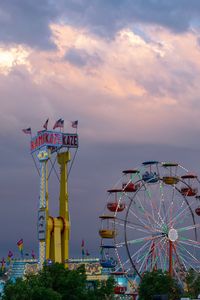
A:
[{"xmin": 2, "ymin": 263, "xmax": 115, "ymax": 300}]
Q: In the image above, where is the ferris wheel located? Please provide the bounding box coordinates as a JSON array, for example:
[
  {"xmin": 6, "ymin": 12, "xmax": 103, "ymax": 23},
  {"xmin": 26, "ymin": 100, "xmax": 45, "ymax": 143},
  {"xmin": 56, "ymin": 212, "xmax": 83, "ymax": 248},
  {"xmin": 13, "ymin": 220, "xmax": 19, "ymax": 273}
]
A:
[{"xmin": 99, "ymin": 161, "xmax": 200, "ymax": 287}]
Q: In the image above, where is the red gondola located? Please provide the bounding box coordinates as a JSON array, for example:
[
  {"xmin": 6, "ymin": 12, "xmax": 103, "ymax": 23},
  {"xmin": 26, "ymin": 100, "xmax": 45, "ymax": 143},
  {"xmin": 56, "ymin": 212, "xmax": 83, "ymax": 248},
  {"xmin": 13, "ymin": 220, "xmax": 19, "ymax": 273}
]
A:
[
  {"xmin": 181, "ymin": 173, "xmax": 198, "ymax": 196},
  {"xmin": 114, "ymin": 286, "xmax": 127, "ymax": 294},
  {"xmin": 107, "ymin": 202, "xmax": 125, "ymax": 212},
  {"xmin": 181, "ymin": 187, "xmax": 197, "ymax": 197},
  {"xmin": 107, "ymin": 189, "xmax": 125, "ymax": 212},
  {"xmin": 122, "ymin": 182, "xmax": 140, "ymax": 192},
  {"xmin": 195, "ymin": 208, "xmax": 200, "ymax": 216}
]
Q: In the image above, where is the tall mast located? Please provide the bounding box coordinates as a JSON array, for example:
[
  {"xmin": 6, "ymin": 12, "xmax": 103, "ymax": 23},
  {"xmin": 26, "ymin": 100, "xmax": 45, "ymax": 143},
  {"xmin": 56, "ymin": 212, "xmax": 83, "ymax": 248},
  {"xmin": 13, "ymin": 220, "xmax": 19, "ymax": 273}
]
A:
[{"xmin": 37, "ymin": 149, "xmax": 49, "ymax": 268}]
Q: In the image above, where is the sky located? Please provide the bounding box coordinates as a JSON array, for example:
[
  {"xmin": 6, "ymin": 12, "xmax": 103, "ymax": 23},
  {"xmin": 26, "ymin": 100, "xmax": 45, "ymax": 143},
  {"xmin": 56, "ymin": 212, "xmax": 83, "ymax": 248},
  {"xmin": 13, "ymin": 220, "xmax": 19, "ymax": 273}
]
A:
[{"xmin": 1, "ymin": 0, "xmax": 200, "ymax": 259}]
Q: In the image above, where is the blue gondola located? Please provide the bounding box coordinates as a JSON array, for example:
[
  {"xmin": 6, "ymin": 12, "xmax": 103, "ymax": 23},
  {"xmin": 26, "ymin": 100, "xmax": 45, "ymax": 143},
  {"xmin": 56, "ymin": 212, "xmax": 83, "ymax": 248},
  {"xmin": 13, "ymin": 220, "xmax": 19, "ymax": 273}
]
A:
[
  {"xmin": 100, "ymin": 258, "xmax": 117, "ymax": 268},
  {"xmin": 142, "ymin": 161, "xmax": 159, "ymax": 166},
  {"xmin": 100, "ymin": 245, "xmax": 116, "ymax": 249},
  {"xmin": 142, "ymin": 171, "xmax": 159, "ymax": 183}
]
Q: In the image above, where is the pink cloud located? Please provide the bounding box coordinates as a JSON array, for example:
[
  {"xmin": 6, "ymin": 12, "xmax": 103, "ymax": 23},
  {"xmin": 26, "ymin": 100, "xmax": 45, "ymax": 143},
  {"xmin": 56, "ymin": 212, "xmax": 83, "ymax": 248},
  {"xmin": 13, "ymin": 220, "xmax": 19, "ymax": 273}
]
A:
[{"xmin": 0, "ymin": 24, "xmax": 200, "ymax": 147}]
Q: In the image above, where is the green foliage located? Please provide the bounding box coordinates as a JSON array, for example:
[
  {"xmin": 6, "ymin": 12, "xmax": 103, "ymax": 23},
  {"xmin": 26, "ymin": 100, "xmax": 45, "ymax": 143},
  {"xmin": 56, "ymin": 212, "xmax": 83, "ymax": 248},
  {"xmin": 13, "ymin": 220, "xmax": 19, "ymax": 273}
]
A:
[
  {"xmin": 2, "ymin": 263, "xmax": 115, "ymax": 300},
  {"xmin": 184, "ymin": 269, "xmax": 200, "ymax": 299},
  {"xmin": 92, "ymin": 276, "xmax": 115, "ymax": 300},
  {"xmin": 138, "ymin": 270, "xmax": 181, "ymax": 300}
]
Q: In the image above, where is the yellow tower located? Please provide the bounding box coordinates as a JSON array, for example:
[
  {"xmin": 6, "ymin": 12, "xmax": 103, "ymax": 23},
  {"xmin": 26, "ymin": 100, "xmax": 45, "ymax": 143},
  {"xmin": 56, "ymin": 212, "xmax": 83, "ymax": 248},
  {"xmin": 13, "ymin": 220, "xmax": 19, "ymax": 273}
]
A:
[
  {"xmin": 58, "ymin": 151, "xmax": 70, "ymax": 265},
  {"xmin": 47, "ymin": 151, "xmax": 71, "ymax": 266}
]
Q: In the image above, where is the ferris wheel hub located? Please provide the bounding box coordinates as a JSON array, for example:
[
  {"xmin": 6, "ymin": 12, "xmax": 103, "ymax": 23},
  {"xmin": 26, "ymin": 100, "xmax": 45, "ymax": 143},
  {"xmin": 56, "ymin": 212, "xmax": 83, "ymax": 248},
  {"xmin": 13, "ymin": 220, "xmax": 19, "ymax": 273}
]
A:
[{"xmin": 168, "ymin": 228, "xmax": 178, "ymax": 242}]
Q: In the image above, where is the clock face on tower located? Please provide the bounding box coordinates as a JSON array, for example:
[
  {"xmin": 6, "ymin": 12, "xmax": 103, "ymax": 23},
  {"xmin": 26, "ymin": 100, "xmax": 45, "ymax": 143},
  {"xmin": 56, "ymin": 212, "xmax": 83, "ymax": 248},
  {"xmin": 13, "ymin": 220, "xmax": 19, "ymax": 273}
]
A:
[{"xmin": 37, "ymin": 148, "xmax": 49, "ymax": 161}]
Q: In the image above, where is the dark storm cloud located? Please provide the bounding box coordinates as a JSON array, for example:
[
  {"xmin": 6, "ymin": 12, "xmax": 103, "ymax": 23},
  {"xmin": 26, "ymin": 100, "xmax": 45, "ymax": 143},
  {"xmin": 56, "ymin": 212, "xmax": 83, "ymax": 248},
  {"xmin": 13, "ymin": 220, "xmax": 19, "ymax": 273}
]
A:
[
  {"xmin": 2, "ymin": 128, "xmax": 200, "ymax": 258},
  {"xmin": 60, "ymin": 0, "xmax": 200, "ymax": 37},
  {"xmin": 1, "ymin": 0, "xmax": 200, "ymax": 48},
  {"xmin": 0, "ymin": 0, "xmax": 59, "ymax": 49},
  {"xmin": 64, "ymin": 48, "xmax": 102, "ymax": 67}
]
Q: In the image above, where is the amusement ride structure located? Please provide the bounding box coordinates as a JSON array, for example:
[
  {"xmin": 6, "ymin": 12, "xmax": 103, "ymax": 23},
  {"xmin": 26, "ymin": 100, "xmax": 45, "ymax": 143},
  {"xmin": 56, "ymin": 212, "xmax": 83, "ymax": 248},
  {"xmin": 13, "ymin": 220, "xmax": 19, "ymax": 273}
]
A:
[
  {"xmin": 99, "ymin": 161, "xmax": 200, "ymax": 294},
  {"xmin": 29, "ymin": 121, "xmax": 78, "ymax": 268}
]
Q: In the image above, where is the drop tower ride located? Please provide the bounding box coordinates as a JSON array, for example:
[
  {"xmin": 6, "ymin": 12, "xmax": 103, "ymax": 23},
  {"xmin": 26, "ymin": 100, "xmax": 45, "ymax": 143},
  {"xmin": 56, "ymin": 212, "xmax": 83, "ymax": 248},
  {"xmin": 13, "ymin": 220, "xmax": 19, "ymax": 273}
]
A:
[{"xmin": 29, "ymin": 125, "xmax": 78, "ymax": 268}]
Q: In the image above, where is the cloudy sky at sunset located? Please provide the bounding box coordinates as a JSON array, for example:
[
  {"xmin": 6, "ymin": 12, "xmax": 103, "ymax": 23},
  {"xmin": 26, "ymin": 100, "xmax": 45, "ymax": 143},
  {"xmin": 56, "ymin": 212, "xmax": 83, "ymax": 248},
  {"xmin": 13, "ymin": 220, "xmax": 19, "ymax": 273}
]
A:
[{"xmin": 1, "ymin": 0, "xmax": 200, "ymax": 258}]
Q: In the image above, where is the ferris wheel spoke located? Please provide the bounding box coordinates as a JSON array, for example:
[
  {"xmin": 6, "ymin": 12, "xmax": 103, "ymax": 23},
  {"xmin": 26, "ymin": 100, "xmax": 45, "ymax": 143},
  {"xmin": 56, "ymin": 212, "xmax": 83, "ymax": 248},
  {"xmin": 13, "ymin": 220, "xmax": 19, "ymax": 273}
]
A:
[
  {"xmin": 128, "ymin": 206, "xmax": 154, "ymax": 230},
  {"xmin": 159, "ymin": 182, "xmax": 169, "ymax": 226},
  {"xmin": 133, "ymin": 194, "xmax": 161, "ymax": 230},
  {"xmin": 142, "ymin": 182, "xmax": 156, "ymax": 223},
  {"xmin": 177, "ymin": 242, "xmax": 200, "ymax": 264},
  {"xmin": 156, "ymin": 243, "xmax": 164, "ymax": 271},
  {"xmin": 171, "ymin": 199, "xmax": 190, "ymax": 227},
  {"xmin": 153, "ymin": 181, "xmax": 165, "ymax": 226},
  {"xmin": 131, "ymin": 235, "xmax": 165, "ymax": 268},
  {"xmin": 134, "ymin": 193, "xmax": 154, "ymax": 227},
  {"xmin": 158, "ymin": 182, "xmax": 164, "ymax": 218},
  {"xmin": 118, "ymin": 236, "xmax": 154, "ymax": 247},
  {"xmin": 178, "ymin": 238, "xmax": 200, "ymax": 248},
  {"xmin": 120, "ymin": 240, "xmax": 152, "ymax": 269},
  {"xmin": 116, "ymin": 239, "xmax": 154, "ymax": 273},
  {"xmin": 137, "ymin": 241, "xmax": 159, "ymax": 273},
  {"xmin": 143, "ymin": 179, "xmax": 165, "ymax": 228},
  {"xmin": 163, "ymin": 186, "xmax": 179, "ymax": 227},
  {"xmin": 168, "ymin": 187, "xmax": 176, "ymax": 227},
  {"xmin": 177, "ymin": 251, "xmax": 198, "ymax": 268},
  {"xmin": 175, "ymin": 246, "xmax": 199, "ymax": 271},
  {"xmin": 175, "ymin": 247, "xmax": 188, "ymax": 270},
  {"xmin": 170, "ymin": 197, "xmax": 196, "ymax": 227},
  {"xmin": 116, "ymin": 216, "xmax": 156, "ymax": 232},
  {"xmin": 139, "ymin": 244, "xmax": 158, "ymax": 271},
  {"xmin": 179, "ymin": 164, "xmax": 189, "ymax": 173},
  {"xmin": 137, "ymin": 249, "xmax": 152, "ymax": 273},
  {"xmin": 131, "ymin": 241, "xmax": 151, "ymax": 262},
  {"xmin": 172, "ymin": 243, "xmax": 189, "ymax": 281},
  {"xmin": 115, "ymin": 220, "xmax": 154, "ymax": 234},
  {"xmin": 117, "ymin": 234, "xmax": 163, "ymax": 248},
  {"xmin": 153, "ymin": 236, "xmax": 168, "ymax": 270},
  {"xmin": 177, "ymin": 223, "xmax": 200, "ymax": 233},
  {"xmin": 114, "ymin": 248, "xmax": 126, "ymax": 273},
  {"xmin": 127, "ymin": 234, "xmax": 164, "ymax": 246},
  {"xmin": 136, "ymin": 239, "xmax": 158, "ymax": 265}
]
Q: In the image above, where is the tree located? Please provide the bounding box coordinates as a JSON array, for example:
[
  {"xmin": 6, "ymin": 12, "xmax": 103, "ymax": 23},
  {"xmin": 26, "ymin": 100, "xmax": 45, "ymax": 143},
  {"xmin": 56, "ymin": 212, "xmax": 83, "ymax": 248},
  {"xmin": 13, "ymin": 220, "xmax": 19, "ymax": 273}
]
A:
[
  {"xmin": 2, "ymin": 276, "xmax": 61, "ymax": 300},
  {"xmin": 184, "ymin": 269, "xmax": 200, "ymax": 299},
  {"xmin": 138, "ymin": 270, "xmax": 181, "ymax": 300},
  {"xmin": 92, "ymin": 276, "xmax": 115, "ymax": 300},
  {"xmin": 2, "ymin": 263, "xmax": 115, "ymax": 300}
]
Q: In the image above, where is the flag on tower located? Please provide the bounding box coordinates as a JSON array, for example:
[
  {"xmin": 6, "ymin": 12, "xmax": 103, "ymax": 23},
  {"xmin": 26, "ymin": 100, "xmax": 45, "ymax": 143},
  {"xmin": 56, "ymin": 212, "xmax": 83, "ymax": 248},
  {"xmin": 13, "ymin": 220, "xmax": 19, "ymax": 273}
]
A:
[
  {"xmin": 17, "ymin": 239, "xmax": 24, "ymax": 256},
  {"xmin": 81, "ymin": 239, "xmax": 85, "ymax": 257},
  {"xmin": 1, "ymin": 258, "xmax": 5, "ymax": 272},
  {"xmin": 71, "ymin": 120, "xmax": 78, "ymax": 129},
  {"xmin": 22, "ymin": 127, "xmax": 31, "ymax": 135},
  {"xmin": 31, "ymin": 250, "xmax": 36, "ymax": 259},
  {"xmin": 7, "ymin": 250, "xmax": 13, "ymax": 264},
  {"xmin": 53, "ymin": 118, "xmax": 64, "ymax": 130},
  {"xmin": 43, "ymin": 118, "xmax": 49, "ymax": 130}
]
